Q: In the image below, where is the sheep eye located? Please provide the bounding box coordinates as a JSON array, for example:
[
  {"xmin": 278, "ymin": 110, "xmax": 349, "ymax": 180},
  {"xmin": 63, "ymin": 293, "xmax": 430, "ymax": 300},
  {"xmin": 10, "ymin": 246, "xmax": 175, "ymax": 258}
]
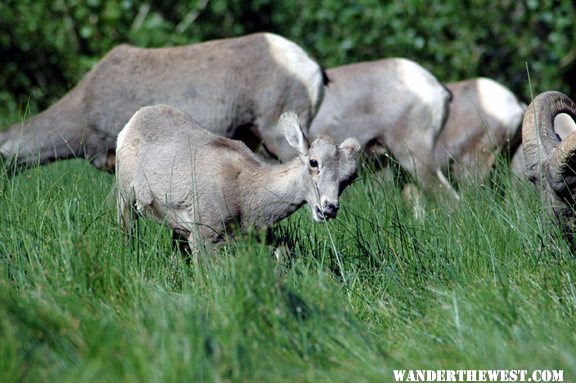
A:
[{"xmin": 309, "ymin": 159, "xmax": 318, "ymax": 168}]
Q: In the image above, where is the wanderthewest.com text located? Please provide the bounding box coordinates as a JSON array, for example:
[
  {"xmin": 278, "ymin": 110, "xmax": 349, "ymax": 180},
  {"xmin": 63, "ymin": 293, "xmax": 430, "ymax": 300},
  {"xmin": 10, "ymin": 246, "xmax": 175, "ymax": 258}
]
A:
[{"xmin": 393, "ymin": 369, "xmax": 564, "ymax": 382}]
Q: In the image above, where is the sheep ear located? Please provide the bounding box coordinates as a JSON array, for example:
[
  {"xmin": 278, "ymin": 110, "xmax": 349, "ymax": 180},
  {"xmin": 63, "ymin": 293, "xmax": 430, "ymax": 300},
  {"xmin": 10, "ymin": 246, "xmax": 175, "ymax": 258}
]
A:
[
  {"xmin": 339, "ymin": 137, "xmax": 361, "ymax": 155},
  {"xmin": 279, "ymin": 111, "xmax": 309, "ymax": 156}
]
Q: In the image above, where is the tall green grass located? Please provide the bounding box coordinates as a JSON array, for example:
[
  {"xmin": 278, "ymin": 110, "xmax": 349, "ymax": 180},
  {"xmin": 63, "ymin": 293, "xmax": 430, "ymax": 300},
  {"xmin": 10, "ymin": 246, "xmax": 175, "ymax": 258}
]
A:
[{"xmin": 1, "ymin": 157, "xmax": 575, "ymax": 382}]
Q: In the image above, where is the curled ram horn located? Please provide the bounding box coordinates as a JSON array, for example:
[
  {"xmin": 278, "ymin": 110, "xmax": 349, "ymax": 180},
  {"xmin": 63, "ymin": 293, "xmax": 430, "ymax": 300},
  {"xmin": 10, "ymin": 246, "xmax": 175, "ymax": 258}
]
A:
[{"xmin": 522, "ymin": 91, "xmax": 576, "ymax": 242}]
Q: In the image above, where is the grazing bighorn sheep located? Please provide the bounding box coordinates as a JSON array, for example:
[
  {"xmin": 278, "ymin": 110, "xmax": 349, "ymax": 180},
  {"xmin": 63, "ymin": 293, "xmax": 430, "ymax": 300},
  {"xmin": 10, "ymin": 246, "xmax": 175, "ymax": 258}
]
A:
[
  {"xmin": 522, "ymin": 91, "xmax": 576, "ymax": 243},
  {"xmin": 436, "ymin": 77, "xmax": 525, "ymax": 184},
  {"xmin": 116, "ymin": 105, "xmax": 360, "ymax": 252},
  {"xmin": 0, "ymin": 33, "xmax": 325, "ymax": 172},
  {"xmin": 309, "ymin": 58, "xmax": 454, "ymax": 194}
]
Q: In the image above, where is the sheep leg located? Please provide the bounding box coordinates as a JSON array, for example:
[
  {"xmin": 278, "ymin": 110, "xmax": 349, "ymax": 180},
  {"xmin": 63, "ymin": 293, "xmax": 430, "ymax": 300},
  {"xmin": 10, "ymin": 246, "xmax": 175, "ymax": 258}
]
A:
[
  {"xmin": 117, "ymin": 188, "xmax": 138, "ymax": 235},
  {"xmin": 452, "ymin": 150, "xmax": 496, "ymax": 184}
]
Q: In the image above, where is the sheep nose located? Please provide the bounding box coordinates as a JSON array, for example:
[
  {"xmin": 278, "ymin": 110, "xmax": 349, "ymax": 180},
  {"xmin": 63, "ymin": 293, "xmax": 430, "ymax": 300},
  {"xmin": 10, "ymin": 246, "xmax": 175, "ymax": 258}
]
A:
[{"xmin": 322, "ymin": 203, "xmax": 339, "ymax": 219}]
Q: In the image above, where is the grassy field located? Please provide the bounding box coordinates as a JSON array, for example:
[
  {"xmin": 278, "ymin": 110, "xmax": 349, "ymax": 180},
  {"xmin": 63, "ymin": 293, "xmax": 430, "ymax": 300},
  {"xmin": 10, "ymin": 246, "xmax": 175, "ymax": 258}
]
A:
[{"xmin": 1, "ymin": 154, "xmax": 575, "ymax": 382}]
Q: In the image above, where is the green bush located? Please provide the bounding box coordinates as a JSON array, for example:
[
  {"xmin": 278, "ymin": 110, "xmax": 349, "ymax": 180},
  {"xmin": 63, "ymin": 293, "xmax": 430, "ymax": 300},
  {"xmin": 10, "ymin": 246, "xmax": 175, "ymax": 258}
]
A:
[{"xmin": 0, "ymin": 0, "xmax": 574, "ymax": 122}]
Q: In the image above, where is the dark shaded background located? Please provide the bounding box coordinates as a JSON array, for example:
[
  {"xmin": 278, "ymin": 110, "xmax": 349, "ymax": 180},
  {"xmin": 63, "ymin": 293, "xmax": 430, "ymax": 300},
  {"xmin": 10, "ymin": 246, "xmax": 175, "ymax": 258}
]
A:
[{"xmin": 0, "ymin": 0, "xmax": 574, "ymax": 123}]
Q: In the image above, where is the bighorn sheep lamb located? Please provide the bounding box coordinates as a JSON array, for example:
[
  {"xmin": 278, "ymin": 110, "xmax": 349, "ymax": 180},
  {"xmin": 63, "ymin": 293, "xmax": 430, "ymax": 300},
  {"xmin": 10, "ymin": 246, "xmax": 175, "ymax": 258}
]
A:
[
  {"xmin": 522, "ymin": 91, "xmax": 576, "ymax": 243},
  {"xmin": 435, "ymin": 77, "xmax": 525, "ymax": 184},
  {"xmin": 1, "ymin": 33, "xmax": 325, "ymax": 172},
  {"xmin": 309, "ymin": 58, "xmax": 453, "ymax": 193},
  {"xmin": 116, "ymin": 105, "xmax": 361, "ymax": 252}
]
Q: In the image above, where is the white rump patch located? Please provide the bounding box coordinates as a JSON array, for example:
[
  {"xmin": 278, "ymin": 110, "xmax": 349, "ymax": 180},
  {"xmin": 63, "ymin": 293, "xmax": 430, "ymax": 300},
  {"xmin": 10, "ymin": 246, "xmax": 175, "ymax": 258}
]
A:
[
  {"xmin": 477, "ymin": 78, "xmax": 524, "ymax": 131},
  {"xmin": 395, "ymin": 58, "xmax": 449, "ymax": 137},
  {"xmin": 264, "ymin": 33, "xmax": 323, "ymax": 110},
  {"xmin": 554, "ymin": 113, "xmax": 576, "ymax": 140}
]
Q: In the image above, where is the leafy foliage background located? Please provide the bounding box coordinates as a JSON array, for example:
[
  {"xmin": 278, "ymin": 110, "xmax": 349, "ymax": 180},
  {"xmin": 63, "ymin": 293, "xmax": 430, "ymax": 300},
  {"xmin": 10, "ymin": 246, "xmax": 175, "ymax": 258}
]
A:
[{"xmin": 0, "ymin": 0, "xmax": 574, "ymax": 120}]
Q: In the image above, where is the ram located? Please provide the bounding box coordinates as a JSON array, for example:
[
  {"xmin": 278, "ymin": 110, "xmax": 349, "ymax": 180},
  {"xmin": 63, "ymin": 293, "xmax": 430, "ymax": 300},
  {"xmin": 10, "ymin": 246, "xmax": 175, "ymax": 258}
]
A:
[
  {"xmin": 522, "ymin": 91, "xmax": 576, "ymax": 244},
  {"xmin": 116, "ymin": 105, "xmax": 360, "ymax": 253},
  {"xmin": 0, "ymin": 33, "xmax": 324, "ymax": 172},
  {"xmin": 309, "ymin": 58, "xmax": 454, "ymax": 194},
  {"xmin": 436, "ymin": 77, "xmax": 525, "ymax": 184}
]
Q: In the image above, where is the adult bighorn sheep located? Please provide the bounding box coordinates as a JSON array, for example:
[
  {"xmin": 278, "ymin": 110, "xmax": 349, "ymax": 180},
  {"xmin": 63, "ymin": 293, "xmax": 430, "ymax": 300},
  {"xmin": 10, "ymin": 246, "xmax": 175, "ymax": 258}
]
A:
[
  {"xmin": 522, "ymin": 91, "xmax": 576, "ymax": 243},
  {"xmin": 436, "ymin": 77, "xmax": 525, "ymax": 184},
  {"xmin": 309, "ymin": 58, "xmax": 454, "ymax": 194},
  {"xmin": 116, "ymin": 105, "xmax": 361, "ymax": 253},
  {"xmin": 0, "ymin": 33, "xmax": 325, "ymax": 172}
]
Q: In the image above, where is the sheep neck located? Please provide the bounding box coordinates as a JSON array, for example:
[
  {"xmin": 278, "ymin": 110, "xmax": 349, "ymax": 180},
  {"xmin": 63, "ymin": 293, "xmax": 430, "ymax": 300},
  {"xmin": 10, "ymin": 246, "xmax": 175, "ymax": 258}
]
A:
[{"xmin": 240, "ymin": 157, "xmax": 310, "ymax": 229}]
